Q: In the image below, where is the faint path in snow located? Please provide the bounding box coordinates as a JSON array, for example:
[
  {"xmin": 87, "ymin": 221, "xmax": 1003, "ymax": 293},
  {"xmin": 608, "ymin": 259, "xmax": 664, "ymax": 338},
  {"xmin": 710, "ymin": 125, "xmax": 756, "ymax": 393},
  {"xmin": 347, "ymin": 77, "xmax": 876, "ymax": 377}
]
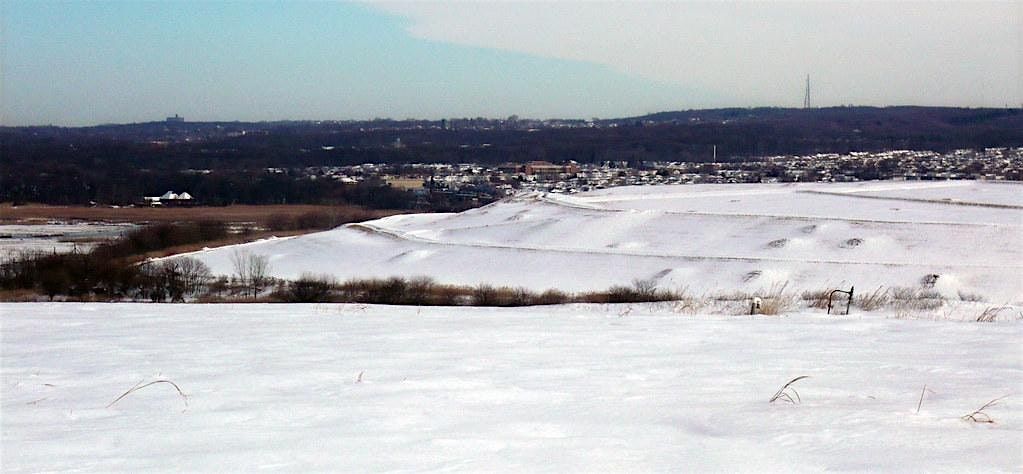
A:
[
  {"xmin": 797, "ymin": 190, "xmax": 1023, "ymax": 210},
  {"xmin": 537, "ymin": 193, "xmax": 1022, "ymax": 228}
]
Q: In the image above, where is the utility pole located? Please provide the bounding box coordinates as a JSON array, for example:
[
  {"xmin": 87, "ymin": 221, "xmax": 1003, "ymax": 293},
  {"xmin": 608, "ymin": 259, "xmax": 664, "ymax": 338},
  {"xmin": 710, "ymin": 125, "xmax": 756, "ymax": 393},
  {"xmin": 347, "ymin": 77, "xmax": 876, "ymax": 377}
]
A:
[{"xmin": 803, "ymin": 74, "xmax": 811, "ymax": 109}]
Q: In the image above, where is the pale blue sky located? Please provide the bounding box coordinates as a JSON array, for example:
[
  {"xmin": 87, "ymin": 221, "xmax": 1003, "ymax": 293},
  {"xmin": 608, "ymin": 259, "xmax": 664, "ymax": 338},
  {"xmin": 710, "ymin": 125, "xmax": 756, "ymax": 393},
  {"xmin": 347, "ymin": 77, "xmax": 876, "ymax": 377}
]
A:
[{"xmin": 2, "ymin": 1, "xmax": 1019, "ymax": 126}]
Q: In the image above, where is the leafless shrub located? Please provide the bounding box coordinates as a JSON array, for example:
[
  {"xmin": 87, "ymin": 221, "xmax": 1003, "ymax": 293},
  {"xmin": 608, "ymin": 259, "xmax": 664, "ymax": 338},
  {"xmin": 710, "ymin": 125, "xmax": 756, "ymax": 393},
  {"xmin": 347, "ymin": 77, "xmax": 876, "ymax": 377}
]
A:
[
  {"xmin": 632, "ymin": 278, "xmax": 659, "ymax": 299},
  {"xmin": 284, "ymin": 273, "xmax": 337, "ymax": 303},
  {"xmin": 472, "ymin": 283, "xmax": 498, "ymax": 306},
  {"xmin": 536, "ymin": 289, "xmax": 569, "ymax": 305},
  {"xmin": 510, "ymin": 287, "xmax": 535, "ymax": 306},
  {"xmin": 405, "ymin": 276, "xmax": 436, "ymax": 305},
  {"xmin": 770, "ymin": 375, "xmax": 810, "ymax": 404},
  {"xmin": 431, "ymin": 285, "xmax": 466, "ymax": 306},
  {"xmin": 107, "ymin": 379, "xmax": 188, "ymax": 410},
  {"xmin": 961, "ymin": 395, "xmax": 1008, "ymax": 423}
]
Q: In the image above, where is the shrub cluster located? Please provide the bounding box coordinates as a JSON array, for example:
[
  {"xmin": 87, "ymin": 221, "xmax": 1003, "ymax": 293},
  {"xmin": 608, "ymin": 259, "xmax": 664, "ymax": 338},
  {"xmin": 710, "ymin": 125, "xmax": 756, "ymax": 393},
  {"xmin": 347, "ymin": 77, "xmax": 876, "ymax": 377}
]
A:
[
  {"xmin": 1, "ymin": 221, "xmax": 225, "ymax": 301},
  {"xmin": 92, "ymin": 221, "xmax": 228, "ymax": 260},
  {"xmin": 270, "ymin": 276, "xmax": 655, "ymax": 307},
  {"xmin": 0, "ymin": 250, "xmax": 212, "ymax": 302},
  {"xmin": 603, "ymin": 279, "xmax": 679, "ymax": 303}
]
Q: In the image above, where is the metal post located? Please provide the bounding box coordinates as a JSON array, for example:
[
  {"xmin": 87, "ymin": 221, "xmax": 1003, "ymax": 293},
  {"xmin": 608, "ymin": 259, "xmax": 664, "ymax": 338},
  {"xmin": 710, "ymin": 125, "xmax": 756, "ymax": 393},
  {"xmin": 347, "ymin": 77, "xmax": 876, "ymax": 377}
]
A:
[{"xmin": 827, "ymin": 287, "xmax": 854, "ymax": 315}]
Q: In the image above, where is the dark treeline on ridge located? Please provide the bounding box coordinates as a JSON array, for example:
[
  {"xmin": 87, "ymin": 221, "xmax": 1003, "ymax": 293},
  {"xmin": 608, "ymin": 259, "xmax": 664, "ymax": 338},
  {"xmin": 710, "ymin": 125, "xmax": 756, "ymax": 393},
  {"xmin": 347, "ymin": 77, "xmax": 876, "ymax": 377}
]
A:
[{"xmin": 3, "ymin": 106, "xmax": 1021, "ymax": 206}]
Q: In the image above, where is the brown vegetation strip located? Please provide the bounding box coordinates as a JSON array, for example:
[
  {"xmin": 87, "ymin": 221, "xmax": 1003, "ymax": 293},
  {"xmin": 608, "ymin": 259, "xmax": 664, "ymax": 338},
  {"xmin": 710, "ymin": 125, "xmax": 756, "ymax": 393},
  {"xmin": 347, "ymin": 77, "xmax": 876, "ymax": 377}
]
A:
[{"xmin": 0, "ymin": 203, "xmax": 402, "ymax": 224}]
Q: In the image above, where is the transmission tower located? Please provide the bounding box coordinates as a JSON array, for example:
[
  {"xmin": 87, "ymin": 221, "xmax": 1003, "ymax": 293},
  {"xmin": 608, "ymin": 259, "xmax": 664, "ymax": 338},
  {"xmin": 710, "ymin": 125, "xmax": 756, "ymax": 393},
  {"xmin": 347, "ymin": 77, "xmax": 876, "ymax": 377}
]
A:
[{"xmin": 803, "ymin": 74, "xmax": 811, "ymax": 109}]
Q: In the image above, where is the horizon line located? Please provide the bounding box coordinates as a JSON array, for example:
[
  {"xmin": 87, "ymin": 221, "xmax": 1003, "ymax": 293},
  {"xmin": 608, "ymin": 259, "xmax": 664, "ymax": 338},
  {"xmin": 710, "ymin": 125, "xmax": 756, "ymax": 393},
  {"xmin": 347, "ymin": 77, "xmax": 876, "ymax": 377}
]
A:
[{"xmin": 5, "ymin": 104, "xmax": 1023, "ymax": 129}]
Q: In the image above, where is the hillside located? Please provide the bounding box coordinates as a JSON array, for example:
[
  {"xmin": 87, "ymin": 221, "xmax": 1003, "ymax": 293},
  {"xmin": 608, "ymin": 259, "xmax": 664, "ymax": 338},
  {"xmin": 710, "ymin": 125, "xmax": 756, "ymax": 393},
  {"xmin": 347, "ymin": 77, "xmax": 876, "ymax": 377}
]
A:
[{"xmin": 185, "ymin": 180, "xmax": 1023, "ymax": 304}]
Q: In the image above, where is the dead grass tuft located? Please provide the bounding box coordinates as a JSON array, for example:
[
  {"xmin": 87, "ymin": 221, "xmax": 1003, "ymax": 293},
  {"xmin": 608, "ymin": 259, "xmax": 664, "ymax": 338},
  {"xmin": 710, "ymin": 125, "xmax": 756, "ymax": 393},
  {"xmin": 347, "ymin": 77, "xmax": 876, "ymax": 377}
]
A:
[
  {"xmin": 855, "ymin": 286, "xmax": 890, "ymax": 311},
  {"xmin": 801, "ymin": 289, "xmax": 831, "ymax": 309},
  {"xmin": 107, "ymin": 379, "xmax": 188, "ymax": 410},
  {"xmin": 961, "ymin": 395, "xmax": 1008, "ymax": 423},
  {"xmin": 756, "ymin": 282, "xmax": 796, "ymax": 315},
  {"xmin": 975, "ymin": 306, "xmax": 1011, "ymax": 322},
  {"xmin": 770, "ymin": 375, "xmax": 810, "ymax": 404}
]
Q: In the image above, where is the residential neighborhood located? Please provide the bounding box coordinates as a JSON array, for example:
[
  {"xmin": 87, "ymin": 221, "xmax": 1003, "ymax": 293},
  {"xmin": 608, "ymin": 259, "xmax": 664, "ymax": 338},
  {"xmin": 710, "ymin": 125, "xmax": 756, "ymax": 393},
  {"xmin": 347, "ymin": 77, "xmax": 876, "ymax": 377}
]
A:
[{"xmin": 288, "ymin": 147, "xmax": 1023, "ymax": 206}]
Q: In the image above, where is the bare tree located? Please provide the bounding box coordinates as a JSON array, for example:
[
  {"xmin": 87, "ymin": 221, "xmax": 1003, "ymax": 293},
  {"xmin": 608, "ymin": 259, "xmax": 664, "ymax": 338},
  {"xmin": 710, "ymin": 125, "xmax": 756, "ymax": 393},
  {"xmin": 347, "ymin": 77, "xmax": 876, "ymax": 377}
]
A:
[
  {"xmin": 230, "ymin": 250, "xmax": 250, "ymax": 288},
  {"xmin": 176, "ymin": 257, "xmax": 212, "ymax": 298},
  {"xmin": 231, "ymin": 250, "xmax": 272, "ymax": 299}
]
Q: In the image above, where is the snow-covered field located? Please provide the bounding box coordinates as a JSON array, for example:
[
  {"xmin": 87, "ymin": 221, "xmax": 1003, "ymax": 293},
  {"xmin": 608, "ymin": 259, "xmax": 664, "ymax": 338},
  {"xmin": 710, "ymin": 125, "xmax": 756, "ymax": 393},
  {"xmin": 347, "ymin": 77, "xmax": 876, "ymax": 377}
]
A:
[
  {"xmin": 183, "ymin": 181, "xmax": 1023, "ymax": 303},
  {"xmin": 2, "ymin": 303, "xmax": 1020, "ymax": 472}
]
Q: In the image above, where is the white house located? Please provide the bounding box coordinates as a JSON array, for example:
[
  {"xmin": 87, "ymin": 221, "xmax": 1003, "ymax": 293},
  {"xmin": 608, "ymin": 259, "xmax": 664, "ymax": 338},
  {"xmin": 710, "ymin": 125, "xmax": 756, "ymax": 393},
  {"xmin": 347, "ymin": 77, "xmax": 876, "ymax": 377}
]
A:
[{"xmin": 143, "ymin": 191, "xmax": 195, "ymax": 206}]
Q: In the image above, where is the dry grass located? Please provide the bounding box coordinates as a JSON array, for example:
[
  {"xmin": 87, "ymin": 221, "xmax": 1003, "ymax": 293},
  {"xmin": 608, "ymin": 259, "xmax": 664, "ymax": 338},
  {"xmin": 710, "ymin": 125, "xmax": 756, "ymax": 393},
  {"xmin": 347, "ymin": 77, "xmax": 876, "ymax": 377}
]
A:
[
  {"xmin": 107, "ymin": 379, "xmax": 188, "ymax": 410},
  {"xmin": 915, "ymin": 385, "xmax": 936, "ymax": 414},
  {"xmin": 890, "ymin": 287, "xmax": 945, "ymax": 314},
  {"xmin": 855, "ymin": 286, "xmax": 890, "ymax": 311},
  {"xmin": 756, "ymin": 282, "xmax": 796, "ymax": 315},
  {"xmin": 0, "ymin": 288, "xmax": 46, "ymax": 302},
  {"xmin": 801, "ymin": 289, "xmax": 832, "ymax": 309},
  {"xmin": 975, "ymin": 306, "xmax": 1011, "ymax": 322},
  {"xmin": 961, "ymin": 395, "xmax": 1008, "ymax": 423},
  {"xmin": 668, "ymin": 287, "xmax": 707, "ymax": 314},
  {"xmin": 769, "ymin": 375, "xmax": 810, "ymax": 404},
  {"xmin": 1, "ymin": 203, "xmax": 400, "ymax": 225}
]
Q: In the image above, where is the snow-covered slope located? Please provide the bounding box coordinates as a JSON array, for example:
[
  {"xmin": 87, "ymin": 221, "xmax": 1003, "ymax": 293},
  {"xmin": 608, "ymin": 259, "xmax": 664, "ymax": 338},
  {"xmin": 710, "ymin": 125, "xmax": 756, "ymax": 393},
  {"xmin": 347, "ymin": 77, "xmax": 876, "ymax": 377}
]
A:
[
  {"xmin": 2, "ymin": 303, "xmax": 1020, "ymax": 472},
  {"xmin": 185, "ymin": 181, "xmax": 1023, "ymax": 302}
]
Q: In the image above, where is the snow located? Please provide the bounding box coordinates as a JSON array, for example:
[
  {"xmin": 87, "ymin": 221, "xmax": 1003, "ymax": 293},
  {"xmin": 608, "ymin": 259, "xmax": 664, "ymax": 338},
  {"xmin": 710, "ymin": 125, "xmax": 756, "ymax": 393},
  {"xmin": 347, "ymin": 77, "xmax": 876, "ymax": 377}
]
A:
[
  {"xmin": 180, "ymin": 181, "xmax": 1023, "ymax": 302},
  {"xmin": 2, "ymin": 303, "xmax": 1020, "ymax": 472}
]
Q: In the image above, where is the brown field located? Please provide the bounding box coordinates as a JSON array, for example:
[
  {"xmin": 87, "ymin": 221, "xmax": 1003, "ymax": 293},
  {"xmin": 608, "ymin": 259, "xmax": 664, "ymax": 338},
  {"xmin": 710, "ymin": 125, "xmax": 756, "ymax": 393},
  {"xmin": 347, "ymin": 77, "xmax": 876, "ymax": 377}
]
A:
[{"xmin": 0, "ymin": 203, "xmax": 403, "ymax": 225}]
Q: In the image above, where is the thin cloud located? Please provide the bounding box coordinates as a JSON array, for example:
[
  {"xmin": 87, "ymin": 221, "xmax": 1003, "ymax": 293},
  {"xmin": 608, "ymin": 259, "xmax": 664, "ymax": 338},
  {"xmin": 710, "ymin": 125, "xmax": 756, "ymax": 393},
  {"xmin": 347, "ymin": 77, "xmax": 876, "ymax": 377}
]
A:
[{"xmin": 373, "ymin": 1, "xmax": 1022, "ymax": 107}]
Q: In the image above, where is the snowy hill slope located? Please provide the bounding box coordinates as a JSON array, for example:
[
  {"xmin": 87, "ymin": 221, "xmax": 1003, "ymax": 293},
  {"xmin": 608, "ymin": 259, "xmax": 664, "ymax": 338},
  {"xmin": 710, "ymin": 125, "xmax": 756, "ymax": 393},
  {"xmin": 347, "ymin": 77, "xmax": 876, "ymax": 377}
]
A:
[{"xmin": 186, "ymin": 181, "xmax": 1023, "ymax": 302}]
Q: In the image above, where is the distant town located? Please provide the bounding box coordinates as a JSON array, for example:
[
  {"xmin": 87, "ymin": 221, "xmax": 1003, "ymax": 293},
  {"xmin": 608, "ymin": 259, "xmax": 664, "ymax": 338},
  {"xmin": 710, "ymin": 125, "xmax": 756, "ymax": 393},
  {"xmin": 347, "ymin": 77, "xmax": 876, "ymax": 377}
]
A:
[
  {"xmin": 3, "ymin": 107, "xmax": 1021, "ymax": 210},
  {"xmin": 275, "ymin": 147, "xmax": 1023, "ymax": 208}
]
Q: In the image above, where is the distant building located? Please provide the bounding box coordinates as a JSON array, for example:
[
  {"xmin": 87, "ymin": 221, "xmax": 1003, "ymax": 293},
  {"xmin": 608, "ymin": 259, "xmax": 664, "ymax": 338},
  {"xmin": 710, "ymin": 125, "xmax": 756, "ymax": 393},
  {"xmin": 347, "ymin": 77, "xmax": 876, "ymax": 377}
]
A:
[
  {"xmin": 497, "ymin": 163, "xmax": 523, "ymax": 174},
  {"xmin": 524, "ymin": 161, "xmax": 580, "ymax": 180},
  {"xmin": 384, "ymin": 176, "xmax": 425, "ymax": 191},
  {"xmin": 143, "ymin": 190, "xmax": 195, "ymax": 207},
  {"xmin": 166, "ymin": 114, "xmax": 185, "ymax": 123}
]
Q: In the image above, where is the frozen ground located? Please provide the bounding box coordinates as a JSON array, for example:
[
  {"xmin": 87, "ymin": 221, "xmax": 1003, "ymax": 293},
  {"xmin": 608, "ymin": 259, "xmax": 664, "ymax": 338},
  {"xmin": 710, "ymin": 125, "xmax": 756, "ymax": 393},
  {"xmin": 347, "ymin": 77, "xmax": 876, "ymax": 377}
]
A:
[
  {"xmin": 182, "ymin": 181, "xmax": 1023, "ymax": 303},
  {"xmin": 1, "ymin": 303, "xmax": 1020, "ymax": 472},
  {"xmin": 0, "ymin": 223, "xmax": 135, "ymax": 257}
]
